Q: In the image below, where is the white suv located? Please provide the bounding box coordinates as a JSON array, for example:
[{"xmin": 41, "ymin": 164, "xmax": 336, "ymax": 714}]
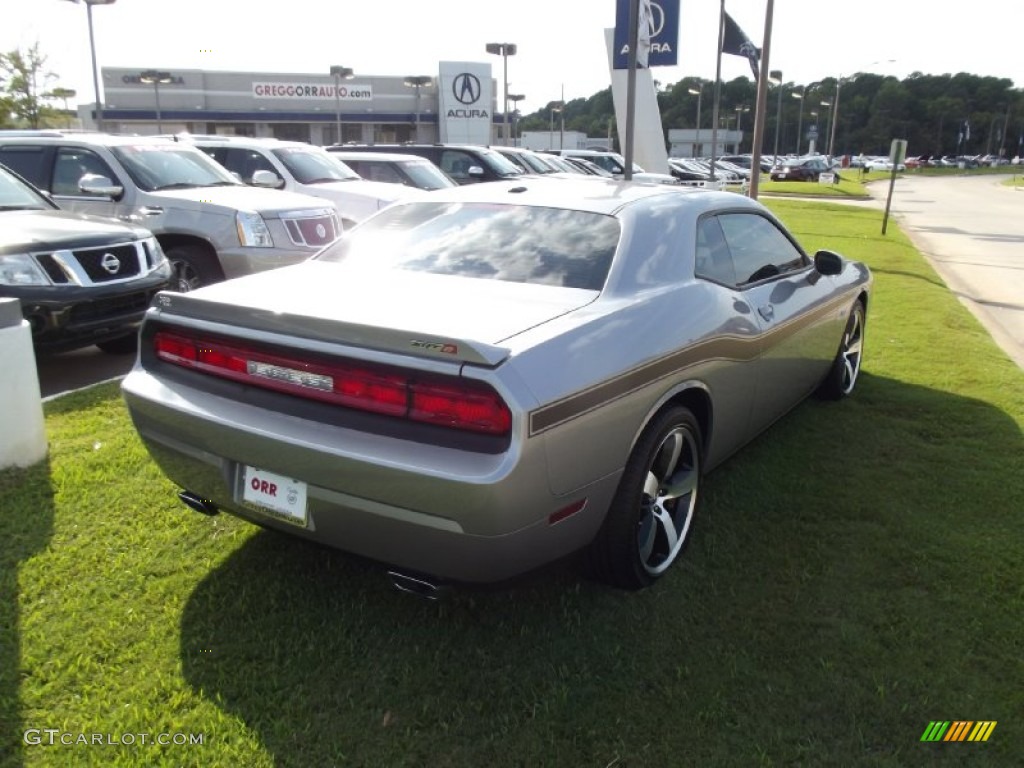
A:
[{"xmin": 185, "ymin": 136, "xmax": 423, "ymax": 228}]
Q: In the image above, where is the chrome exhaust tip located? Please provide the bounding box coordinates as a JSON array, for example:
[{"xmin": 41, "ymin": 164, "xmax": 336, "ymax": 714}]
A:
[
  {"xmin": 387, "ymin": 570, "xmax": 449, "ymax": 600},
  {"xmin": 178, "ymin": 490, "xmax": 219, "ymax": 516}
]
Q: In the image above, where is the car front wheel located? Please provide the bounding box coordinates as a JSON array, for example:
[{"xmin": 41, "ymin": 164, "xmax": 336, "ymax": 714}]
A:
[
  {"xmin": 818, "ymin": 300, "xmax": 865, "ymax": 399},
  {"xmin": 588, "ymin": 405, "xmax": 702, "ymax": 590},
  {"xmin": 166, "ymin": 245, "xmax": 223, "ymax": 292}
]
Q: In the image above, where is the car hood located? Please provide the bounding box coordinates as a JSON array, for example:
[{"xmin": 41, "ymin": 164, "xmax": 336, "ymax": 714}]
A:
[
  {"xmin": 1, "ymin": 208, "xmax": 148, "ymax": 255},
  {"xmin": 150, "ymin": 185, "xmax": 334, "ymax": 217},
  {"xmin": 300, "ymin": 179, "xmax": 426, "ymax": 207},
  {"xmin": 152, "ymin": 261, "xmax": 598, "ymax": 366}
]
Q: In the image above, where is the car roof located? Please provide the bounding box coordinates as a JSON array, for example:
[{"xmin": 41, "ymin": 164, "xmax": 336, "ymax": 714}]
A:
[
  {"xmin": 395, "ymin": 176, "xmax": 748, "ymax": 216},
  {"xmin": 0, "ymin": 131, "xmax": 180, "ymax": 147},
  {"xmin": 326, "ymin": 150, "xmax": 433, "ymax": 162}
]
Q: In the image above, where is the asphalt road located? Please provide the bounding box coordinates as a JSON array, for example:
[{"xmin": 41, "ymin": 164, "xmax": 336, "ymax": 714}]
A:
[
  {"xmin": 866, "ymin": 172, "xmax": 1024, "ymax": 368},
  {"xmin": 32, "ymin": 172, "xmax": 1024, "ymax": 398}
]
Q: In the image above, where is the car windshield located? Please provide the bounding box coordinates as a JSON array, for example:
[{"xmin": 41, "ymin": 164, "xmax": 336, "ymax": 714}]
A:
[
  {"xmin": 0, "ymin": 166, "xmax": 53, "ymax": 210},
  {"xmin": 400, "ymin": 160, "xmax": 456, "ymax": 190},
  {"xmin": 272, "ymin": 147, "xmax": 360, "ymax": 183},
  {"xmin": 111, "ymin": 144, "xmax": 241, "ymax": 191},
  {"xmin": 317, "ymin": 201, "xmax": 621, "ymax": 291},
  {"xmin": 478, "ymin": 148, "xmax": 527, "ymax": 178}
]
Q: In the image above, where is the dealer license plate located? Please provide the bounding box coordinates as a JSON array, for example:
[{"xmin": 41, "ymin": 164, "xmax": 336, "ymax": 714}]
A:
[{"xmin": 241, "ymin": 465, "xmax": 308, "ymax": 526}]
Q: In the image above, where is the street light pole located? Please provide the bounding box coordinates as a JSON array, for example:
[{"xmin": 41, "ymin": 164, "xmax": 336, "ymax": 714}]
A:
[
  {"xmin": 507, "ymin": 93, "xmax": 525, "ymax": 143},
  {"xmin": 769, "ymin": 70, "xmax": 783, "ymax": 166},
  {"xmin": 64, "ymin": 0, "xmax": 117, "ymax": 131},
  {"xmin": 486, "ymin": 42, "xmax": 517, "ymax": 146},
  {"xmin": 329, "ymin": 65, "xmax": 354, "ymax": 145},
  {"xmin": 51, "ymin": 87, "xmax": 77, "ymax": 128},
  {"xmin": 403, "ymin": 76, "xmax": 431, "ymax": 142},
  {"xmin": 828, "ymin": 60, "xmax": 895, "ymax": 161},
  {"xmin": 549, "ymin": 103, "xmax": 563, "ymax": 149},
  {"xmin": 688, "ymin": 84, "xmax": 703, "ymax": 158},
  {"xmin": 139, "ymin": 70, "xmax": 172, "ymax": 132}
]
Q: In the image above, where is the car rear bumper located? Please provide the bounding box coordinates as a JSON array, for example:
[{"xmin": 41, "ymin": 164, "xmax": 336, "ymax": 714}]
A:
[{"xmin": 122, "ymin": 369, "xmax": 618, "ymax": 583}]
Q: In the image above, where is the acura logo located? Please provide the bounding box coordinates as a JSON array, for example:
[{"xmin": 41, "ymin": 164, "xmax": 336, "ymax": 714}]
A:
[
  {"xmin": 100, "ymin": 252, "xmax": 121, "ymax": 274},
  {"xmin": 452, "ymin": 73, "xmax": 481, "ymax": 105},
  {"xmin": 647, "ymin": 2, "xmax": 666, "ymax": 38}
]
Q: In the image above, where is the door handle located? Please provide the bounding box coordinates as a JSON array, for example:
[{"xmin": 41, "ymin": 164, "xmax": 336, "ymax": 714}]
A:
[
  {"xmin": 138, "ymin": 206, "xmax": 164, "ymax": 216},
  {"xmin": 758, "ymin": 304, "xmax": 774, "ymax": 322}
]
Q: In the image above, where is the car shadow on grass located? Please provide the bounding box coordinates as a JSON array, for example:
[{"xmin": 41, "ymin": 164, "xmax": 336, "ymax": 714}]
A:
[
  {"xmin": 178, "ymin": 372, "xmax": 1022, "ymax": 767},
  {"xmin": 0, "ymin": 460, "xmax": 55, "ymax": 768}
]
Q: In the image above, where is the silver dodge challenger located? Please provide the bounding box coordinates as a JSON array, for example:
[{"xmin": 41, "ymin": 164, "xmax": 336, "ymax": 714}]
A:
[{"xmin": 122, "ymin": 177, "xmax": 870, "ymax": 591}]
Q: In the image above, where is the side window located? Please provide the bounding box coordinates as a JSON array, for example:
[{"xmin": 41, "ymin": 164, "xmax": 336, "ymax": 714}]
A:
[
  {"xmin": 223, "ymin": 148, "xmax": 277, "ymax": 184},
  {"xmin": 694, "ymin": 216, "xmax": 737, "ymax": 286},
  {"xmin": 53, "ymin": 147, "xmax": 118, "ymax": 196},
  {"xmin": 0, "ymin": 146, "xmax": 50, "ymax": 188},
  {"xmin": 439, "ymin": 150, "xmax": 476, "ymax": 181},
  {"xmin": 359, "ymin": 162, "xmax": 404, "ymax": 184},
  {"xmin": 717, "ymin": 212, "xmax": 807, "ymax": 286}
]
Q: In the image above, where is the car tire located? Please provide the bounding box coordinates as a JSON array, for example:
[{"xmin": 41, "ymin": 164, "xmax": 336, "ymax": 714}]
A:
[
  {"xmin": 817, "ymin": 300, "xmax": 866, "ymax": 399},
  {"xmin": 96, "ymin": 333, "xmax": 138, "ymax": 354},
  {"xmin": 166, "ymin": 245, "xmax": 223, "ymax": 292},
  {"xmin": 587, "ymin": 405, "xmax": 702, "ymax": 590}
]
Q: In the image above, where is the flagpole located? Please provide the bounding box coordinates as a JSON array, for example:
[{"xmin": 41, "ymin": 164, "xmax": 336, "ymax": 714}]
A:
[
  {"xmin": 624, "ymin": 0, "xmax": 639, "ymax": 181},
  {"xmin": 748, "ymin": 0, "xmax": 775, "ymax": 199},
  {"xmin": 710, "ymin": 0, "xmax": 725, "ymax": 183}
]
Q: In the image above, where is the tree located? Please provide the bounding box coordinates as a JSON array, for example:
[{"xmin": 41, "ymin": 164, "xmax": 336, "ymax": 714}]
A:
[{"xmin": 0, "ymin": 43, "xmax": 59, "ymax": 128}]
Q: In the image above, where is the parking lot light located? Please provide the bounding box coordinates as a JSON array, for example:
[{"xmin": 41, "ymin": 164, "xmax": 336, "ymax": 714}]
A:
[
  {"xmin": 403, "ymin": 76, "xmax": 432, "ymax": 142},
  {"xmin": 62, "ymin": 0, "xmax": 117, "ymax": 131},
  {"xmin": 486, "ymin": 43, "xmax": 517, "ymax": 146},
  {"xmin": 139, "ymin": 70, "xmax": 172, "ymax": 133},
  {"xmin": 329, "ymin": 66, "xmax": 354, "ymax": 145}
]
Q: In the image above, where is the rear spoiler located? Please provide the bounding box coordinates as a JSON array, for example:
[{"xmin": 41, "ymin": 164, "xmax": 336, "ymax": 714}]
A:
[{"xmin": 147, "ymin": 293, "xmax": 510, "ymax": 367}]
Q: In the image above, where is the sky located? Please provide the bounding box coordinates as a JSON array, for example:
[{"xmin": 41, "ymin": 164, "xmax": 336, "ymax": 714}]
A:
[{"xmin": 3, "ymin": 0, "xmax": 1021, "ymax": 116}]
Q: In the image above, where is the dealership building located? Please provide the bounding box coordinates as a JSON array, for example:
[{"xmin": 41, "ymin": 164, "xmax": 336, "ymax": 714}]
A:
[{"xmin": 82, "ymin": 64, "xmax": 511, "ymax": 146}]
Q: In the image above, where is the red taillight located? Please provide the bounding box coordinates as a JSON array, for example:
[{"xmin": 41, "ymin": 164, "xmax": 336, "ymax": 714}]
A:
[{"xmin": 153, "ymin": 330, "xmax": 512, "ymax": 435}]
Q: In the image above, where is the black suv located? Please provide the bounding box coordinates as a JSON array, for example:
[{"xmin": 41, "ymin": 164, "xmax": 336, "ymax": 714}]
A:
[
  {"xmin": 0, "ymin": 162, "xmax": 171, "ymax": 353},
  {"xmin": 333, "ymin": 144, "xmax": 523, "ymax": 185}
]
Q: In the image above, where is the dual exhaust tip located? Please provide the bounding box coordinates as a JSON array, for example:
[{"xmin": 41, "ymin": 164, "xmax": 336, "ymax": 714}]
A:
[{"xmin": 178, "ymin": 489, "xmax": 448, "ymax": 599}]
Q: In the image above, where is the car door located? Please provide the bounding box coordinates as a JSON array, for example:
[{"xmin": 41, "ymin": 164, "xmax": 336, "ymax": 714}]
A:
[
  {"xmin": 715, "ymin": 211, "xmax": 843, "ymax": 434},
  {"xmin": 49, "ymin": 145, "xmax": 122, "ymax": 220}
]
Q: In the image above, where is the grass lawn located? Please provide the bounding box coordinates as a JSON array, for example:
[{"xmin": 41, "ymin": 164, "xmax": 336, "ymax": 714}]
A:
[
  {"xmin": 758, "ymin": 175, "xmax": 869, "ymax": 198},
  {"xmin": 2, "ymin": 201, "xmax": 1022, "ymax": 767}
]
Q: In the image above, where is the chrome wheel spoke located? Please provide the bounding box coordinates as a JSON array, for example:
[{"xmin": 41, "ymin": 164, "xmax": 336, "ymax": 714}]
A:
[
  {"xmin": 651, "ymin": 504, "xmax": 681, "ymax": 554},
  {"xmin": 662, "ymin": 466, "xmax": 698, "ymax": 500}
]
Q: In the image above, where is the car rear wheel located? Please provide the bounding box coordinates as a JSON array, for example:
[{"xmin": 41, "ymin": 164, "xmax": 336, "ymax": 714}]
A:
[
  {"xmin": 587, "ymin": 405, "xmax": 702, "ymax": 590},
  {"xmin": 818, "ymin": 300, "xmax": 865, "ymax": 399},
  {"xmin": 166, "ymin": 245, "xmax": 223, "ymax": 292}
]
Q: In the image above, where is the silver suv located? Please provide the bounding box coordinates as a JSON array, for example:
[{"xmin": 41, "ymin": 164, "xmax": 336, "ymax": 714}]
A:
[{"xmin": 0, "ymin": 132, "xmax": 341, "ymax": 291}]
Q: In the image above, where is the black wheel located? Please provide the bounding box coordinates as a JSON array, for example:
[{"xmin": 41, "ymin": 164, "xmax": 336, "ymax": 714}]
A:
[
  {"xmin": 165, "ymin": 245, "xmax": 223, "ymax": 292},
  {"xmin": 96, "ymin": 333, "xmax": 138, "ymax": 354},
  {"xmin": 588, "ymin": 405, "xmax": 702, "ymax": 590},
  {"xmin": 818, "ymin": 300, "xmax": 865, "ymax": 399}
]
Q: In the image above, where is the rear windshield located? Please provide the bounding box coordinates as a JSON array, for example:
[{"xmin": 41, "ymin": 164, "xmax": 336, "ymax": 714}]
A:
[{"xmin": 316, "ymin": 201, "xmax": 620, "ymax": 291}]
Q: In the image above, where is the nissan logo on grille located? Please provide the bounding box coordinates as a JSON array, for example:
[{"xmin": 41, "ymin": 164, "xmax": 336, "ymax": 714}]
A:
[
  {"xmin": 100, "ymin": 252, "xmax": 121, "ymax": 274},
  {"xmin": 453, "ymin": 73, "xmax": 481, "ymax": 105}
]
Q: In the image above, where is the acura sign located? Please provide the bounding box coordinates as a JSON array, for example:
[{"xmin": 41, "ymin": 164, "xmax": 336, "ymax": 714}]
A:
[{"xmin": 438, "ymin": 62, "xmax": 493, "ymax": 144}]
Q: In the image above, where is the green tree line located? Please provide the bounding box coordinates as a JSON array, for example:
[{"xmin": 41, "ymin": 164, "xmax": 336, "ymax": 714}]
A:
[{"xmin": 518, "ymin": 71, "xmax": 1024, "ymax": 158}]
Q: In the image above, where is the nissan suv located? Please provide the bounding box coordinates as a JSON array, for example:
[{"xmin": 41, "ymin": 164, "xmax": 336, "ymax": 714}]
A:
[
  {"xmin": 181, "ymin": 135, "xmax": 423, "ymax": 227},
  {"xmin": 335, "ymin": 143, "xmax": 523, "ymax": 185},
  {"xmin": 0, "ymin": 161, "xmax": 171, "ymax": 353},
  {"xmin": 0, "ymin": 132, "xmax": 342, "ymax": 292}
]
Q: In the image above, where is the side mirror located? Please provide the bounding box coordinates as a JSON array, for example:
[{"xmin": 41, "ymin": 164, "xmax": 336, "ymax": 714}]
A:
[
  {"xmin": 251, "ymin": 169, "xmax": 284, "ymax": 189},
  {"xmin": 79, "ymin": 173, "xmax": 123, "ymax": 199},
  {"xmin": 466, "ymin": 165, "xmax": 485, "ymax": 178},
  {"xmin": 813, "ymin": 249, "xmax": 844, "ymax": 276}
]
